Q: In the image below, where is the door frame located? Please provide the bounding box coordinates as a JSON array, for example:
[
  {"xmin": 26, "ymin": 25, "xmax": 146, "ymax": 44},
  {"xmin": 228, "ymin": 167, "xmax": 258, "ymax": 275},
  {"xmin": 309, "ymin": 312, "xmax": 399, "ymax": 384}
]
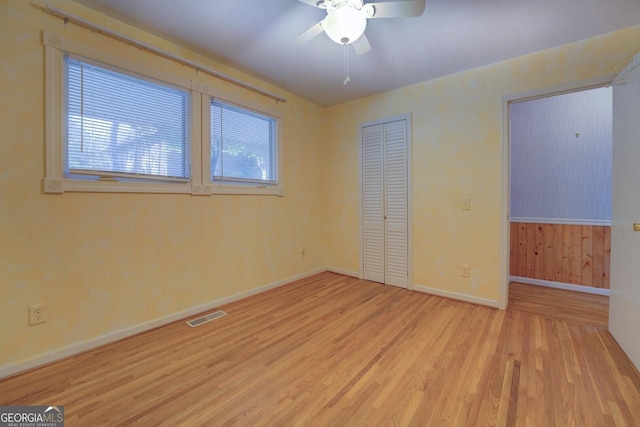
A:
[
  {"xmin": 500, "ymin": 76, "xmax": 614, "ymax": 309},
  {"xmin": 358, "ymin": 113, "xmax": 413, "ymax": 289}
]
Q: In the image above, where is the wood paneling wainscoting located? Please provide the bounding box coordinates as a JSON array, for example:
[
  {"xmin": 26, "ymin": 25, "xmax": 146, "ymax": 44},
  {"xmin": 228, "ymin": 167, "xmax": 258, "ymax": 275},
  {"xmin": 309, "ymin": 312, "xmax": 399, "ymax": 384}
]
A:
[{"xmin": 510, "ymin": 222, "xmax": 611, "ymax": 289}]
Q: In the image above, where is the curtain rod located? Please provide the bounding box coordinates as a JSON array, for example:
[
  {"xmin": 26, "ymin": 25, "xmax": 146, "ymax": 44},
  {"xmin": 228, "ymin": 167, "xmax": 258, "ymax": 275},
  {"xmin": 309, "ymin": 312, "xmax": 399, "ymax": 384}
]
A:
[
  {"xmin": 611, "ymin": 51, "xmax": 640, "ymax": 86},
  {"xmin": 45, "ymin": 5, "xmax": 288, "ymax": 104}
]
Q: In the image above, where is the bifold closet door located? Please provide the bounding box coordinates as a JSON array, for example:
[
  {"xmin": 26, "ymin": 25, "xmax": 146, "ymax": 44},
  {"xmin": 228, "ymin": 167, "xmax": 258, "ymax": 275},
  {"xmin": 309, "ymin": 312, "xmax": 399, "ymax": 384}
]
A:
[
  {"xmin": 383, "ymin": 120, "xmax": 408, "ymax": 287},
  {"xmin": 362, "ymin": 119, "xmax": 408, "ymax": 288},
  {"xmin": 362, "ymin": 124, "xmax": 385, "ymax": 283}
]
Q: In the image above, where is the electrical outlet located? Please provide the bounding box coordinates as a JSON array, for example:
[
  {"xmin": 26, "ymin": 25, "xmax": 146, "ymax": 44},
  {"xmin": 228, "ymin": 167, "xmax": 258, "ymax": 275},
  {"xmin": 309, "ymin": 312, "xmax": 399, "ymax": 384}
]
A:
[
  {"xmin": 460, "ymin": 198, "xmax": 471, "ymax": 211},
  {"xmin": 299, "ymin": 248, "xmax": 306, "ymax": 259},
  {"xmin": 460, "ymin": 264, "xmax": 470, "ymax": 278},
  {"xmin": 28, "ymin": 303, "xmax": 48, "ymax": 325}
]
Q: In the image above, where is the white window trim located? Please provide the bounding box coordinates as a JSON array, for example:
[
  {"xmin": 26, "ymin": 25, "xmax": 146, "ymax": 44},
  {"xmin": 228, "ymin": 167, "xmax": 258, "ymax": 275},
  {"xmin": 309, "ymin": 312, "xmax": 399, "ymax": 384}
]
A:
[
  {"xmin": 43, "ymin": 31, "xmax": 283, "ymax": 196},
  {"xmin": 198, "ymin": 83, "xmax": 283, "ymax": 196}
]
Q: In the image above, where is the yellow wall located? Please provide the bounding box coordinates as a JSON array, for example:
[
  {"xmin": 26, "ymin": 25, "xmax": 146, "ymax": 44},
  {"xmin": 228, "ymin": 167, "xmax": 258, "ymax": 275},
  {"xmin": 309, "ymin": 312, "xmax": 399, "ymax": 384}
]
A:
[
  {"xmin": 1, "ymin": 0, "xmax": 639, "ymax": 372},
  {"xmin": 0, "ymin": 0, "xmax": 328, "ymax": 369},
  {"xmin": 324, "ymin": 25, "xmax": 640, "ymax": 302}
]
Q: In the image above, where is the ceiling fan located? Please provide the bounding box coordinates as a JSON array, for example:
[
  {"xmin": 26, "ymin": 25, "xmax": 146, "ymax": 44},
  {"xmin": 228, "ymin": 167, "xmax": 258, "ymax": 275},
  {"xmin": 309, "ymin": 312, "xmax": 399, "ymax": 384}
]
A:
[{"xmin": 292, "ymin": 0, "xmax": 426, "ymax": 55}]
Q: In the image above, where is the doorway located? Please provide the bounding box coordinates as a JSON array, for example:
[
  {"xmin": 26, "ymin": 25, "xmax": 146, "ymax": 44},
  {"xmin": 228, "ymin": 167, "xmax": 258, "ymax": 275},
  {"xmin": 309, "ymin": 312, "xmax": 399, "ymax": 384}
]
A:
[{"xmin": 506, "ymin": 86, "xmax": 612, "ymax": 326}]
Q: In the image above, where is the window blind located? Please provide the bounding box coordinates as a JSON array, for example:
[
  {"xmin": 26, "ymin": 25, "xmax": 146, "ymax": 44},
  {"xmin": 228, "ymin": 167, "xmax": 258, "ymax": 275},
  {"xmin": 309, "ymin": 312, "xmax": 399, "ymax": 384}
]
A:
[
  {"xmin": 65, "ymin": 56, "xmax": 189, "ymax": 181},
  {"xmin": 210, "ymin": 100, "xmax": 276, "ymax": 184}
]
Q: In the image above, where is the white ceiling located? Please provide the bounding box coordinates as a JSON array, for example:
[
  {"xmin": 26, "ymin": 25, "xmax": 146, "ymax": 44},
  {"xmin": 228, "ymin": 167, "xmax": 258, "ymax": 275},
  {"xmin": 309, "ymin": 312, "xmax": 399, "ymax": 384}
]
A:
[{"xmin": 71, "ymin": 0, "xmax": 640, "ymax": 106}]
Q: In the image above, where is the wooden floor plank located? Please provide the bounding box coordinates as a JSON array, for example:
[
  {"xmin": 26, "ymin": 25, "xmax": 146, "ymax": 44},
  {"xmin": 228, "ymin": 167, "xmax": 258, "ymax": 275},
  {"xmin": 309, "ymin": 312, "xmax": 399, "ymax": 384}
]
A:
[
  {"xmin": 508, "ymin": 281, "xmax": 609, "ymax": 329},
  {"xmin": 1, "ymin": 272, "xmax": 638, "ymax": 426}
]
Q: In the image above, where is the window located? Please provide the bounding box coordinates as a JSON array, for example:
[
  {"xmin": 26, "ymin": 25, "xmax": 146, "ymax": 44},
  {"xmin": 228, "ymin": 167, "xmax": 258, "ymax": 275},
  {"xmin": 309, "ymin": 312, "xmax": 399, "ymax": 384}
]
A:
[
  {"xmin": 211, "ymin": 100, "xmax": 276, "ymax": 185},
  {"xmin": 65, "ymin": 56, "xmax": 190, "ymax": 182},
  {"xmin": 43, "ymin": 31, "xmax": 282, "ymax": 195}
]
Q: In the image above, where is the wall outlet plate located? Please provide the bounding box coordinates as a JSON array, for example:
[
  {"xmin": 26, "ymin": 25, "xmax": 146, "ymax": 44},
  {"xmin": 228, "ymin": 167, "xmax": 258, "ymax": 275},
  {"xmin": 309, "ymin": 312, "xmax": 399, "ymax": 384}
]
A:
[
  {"xmin": 28, "ymin": 303, "xmax": 48, "ymax": 325},
  {"xmin": 460, "ymin": 264, "xmax": 471, "ymax": 278}
]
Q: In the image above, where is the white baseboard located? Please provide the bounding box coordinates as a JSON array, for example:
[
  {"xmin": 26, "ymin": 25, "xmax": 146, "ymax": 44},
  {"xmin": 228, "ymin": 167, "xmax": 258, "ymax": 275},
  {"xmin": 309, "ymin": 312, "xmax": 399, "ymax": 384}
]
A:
[
  {"xmin": 326, "ymin": 267, "xmax": 360, "ymax": 278},
  {"xmin": 0, "ymin": 268, "xmax": 326, "ymax": 380},
  {"xmin": 509, "ymin": 276, "xmax": 610, "ymax": 296},
  {"xmin": 412, "ymin": 284, "xmax": 500, "ymax": 308}
]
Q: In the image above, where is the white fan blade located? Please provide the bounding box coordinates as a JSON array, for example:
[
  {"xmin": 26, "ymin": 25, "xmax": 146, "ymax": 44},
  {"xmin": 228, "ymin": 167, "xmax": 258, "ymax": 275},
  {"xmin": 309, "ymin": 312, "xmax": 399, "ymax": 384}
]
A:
[
  {"xmin": 352, "ymin": 33, "xmax": 371, "ymax": 55},
  {"xmin": 291, "ymin": 20, "xmax": 325, "ymax": 45},
  {"xmin": 368, "ymin": 0, "xmax": 425, "ymax": 18},
  {"xmin": 297, "ymin": 0, "xmax": 323, "ymax": 8}
]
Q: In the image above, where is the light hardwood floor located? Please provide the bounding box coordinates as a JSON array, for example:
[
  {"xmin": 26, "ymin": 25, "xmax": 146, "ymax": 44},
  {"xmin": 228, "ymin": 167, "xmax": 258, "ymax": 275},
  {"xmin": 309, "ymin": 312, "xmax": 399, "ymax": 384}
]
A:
[
  {"xmin": 1, "ymin": 272, "xmax": 639, "ymax": 426},
  {"xmin": 508, "ymin": 281, "xmax": 609, "ymax": 329}
]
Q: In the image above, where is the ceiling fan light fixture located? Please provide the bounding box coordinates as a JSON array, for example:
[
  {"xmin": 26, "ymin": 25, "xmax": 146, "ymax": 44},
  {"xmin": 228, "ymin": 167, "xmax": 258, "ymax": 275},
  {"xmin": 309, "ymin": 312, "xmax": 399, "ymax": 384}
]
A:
[{"xmin": 323, "ymin": 5, "xmax": 367, "ymax": 45}]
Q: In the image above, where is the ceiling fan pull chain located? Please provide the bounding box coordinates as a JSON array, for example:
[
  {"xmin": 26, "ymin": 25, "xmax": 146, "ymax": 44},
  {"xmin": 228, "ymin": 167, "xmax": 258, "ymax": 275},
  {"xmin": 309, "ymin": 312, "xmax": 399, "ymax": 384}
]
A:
[{"xmin": 343, "ymin": 42, "xmax": 351, "ymax": 86}]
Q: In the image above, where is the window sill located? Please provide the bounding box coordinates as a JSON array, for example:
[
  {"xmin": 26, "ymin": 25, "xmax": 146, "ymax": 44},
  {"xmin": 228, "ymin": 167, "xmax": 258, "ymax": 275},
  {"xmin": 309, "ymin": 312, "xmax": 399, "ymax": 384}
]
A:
[
  {"xmin": 43, "ymin": 178, "xmax": 283, "ymax": 196},
  {"xmin": 43, "ymin": 177, "xmax": 193, "ymax": 194},
  {"xmin": 209, "ymin": 183, "xmax": 284, "ymax": 196}
]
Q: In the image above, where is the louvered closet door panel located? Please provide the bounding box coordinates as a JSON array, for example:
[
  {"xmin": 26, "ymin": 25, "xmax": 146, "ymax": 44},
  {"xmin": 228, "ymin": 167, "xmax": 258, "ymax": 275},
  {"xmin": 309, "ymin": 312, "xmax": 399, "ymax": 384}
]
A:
[
  {"xmin": 362, "ymin": 124, "xmax": 385, "ymax": 283},
  {"xmin": 384, "ymin": 120, "xmax": 408, "ymax": 287}
]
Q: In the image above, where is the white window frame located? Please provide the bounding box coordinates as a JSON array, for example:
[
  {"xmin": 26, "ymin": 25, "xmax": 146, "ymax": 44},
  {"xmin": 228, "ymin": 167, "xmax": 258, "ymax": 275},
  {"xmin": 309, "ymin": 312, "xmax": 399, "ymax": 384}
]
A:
[
  {"xmin": 198, "ymin": 84, "xmax": 283, "ymax": 196},
  {"xmin": 43, "ymin": 31, "xmax": 283, "ymax": 196}
]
